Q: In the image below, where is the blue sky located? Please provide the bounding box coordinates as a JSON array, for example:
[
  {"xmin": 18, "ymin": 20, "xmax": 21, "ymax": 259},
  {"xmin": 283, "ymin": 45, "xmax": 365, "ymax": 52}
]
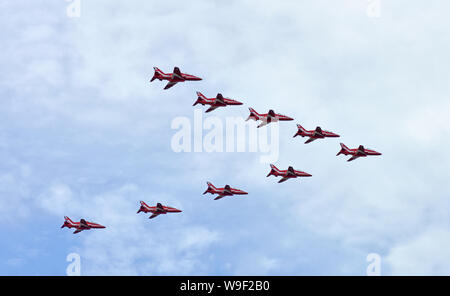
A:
[{"xmin": 1, "ymin": 0, "xmax": 450, "ymax": 275}]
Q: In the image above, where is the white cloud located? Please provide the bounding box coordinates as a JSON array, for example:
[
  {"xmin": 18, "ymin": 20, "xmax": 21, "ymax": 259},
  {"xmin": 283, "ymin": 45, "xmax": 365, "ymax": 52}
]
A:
[
  {"xmin": 386, "ymin": 229, "xmax": 450, "ymax": 275},
  {"xmin": 0, "ymin": 161, "xmax": 33, "ymax": 223}
]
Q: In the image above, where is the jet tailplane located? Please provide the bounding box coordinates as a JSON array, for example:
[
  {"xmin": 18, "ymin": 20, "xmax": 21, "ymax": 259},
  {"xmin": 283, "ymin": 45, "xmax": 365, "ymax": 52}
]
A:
[{"xmin": 150, "ymin": 67, "xmax": 164, "ymax": 82}]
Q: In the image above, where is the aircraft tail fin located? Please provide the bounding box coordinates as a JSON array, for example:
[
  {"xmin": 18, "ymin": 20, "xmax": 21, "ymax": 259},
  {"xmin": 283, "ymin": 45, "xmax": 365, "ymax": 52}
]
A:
[
  {"xmin": 297, "ymin": 124, "xmax": 307, "ymax": 132},
  {"xmin": 246, "ymin": 107, "xmax": 260, "ymax": 121},
  {"xmin": 193, "ymin": 91, "xmax": 206, "ymax": 106},
  {"xmin": 62, "ymin": 216, "xmax": 75, "ymax": 228},
  {"xmin": 340, "ymin": 143, "xmax": 351, "ymax": 151},
  {"xmin": 150, "ymin": 67, "xmax": 165, "ymax": 82},
  {"xmin": 267, "ymin": 164, "xmax": 279, "ymax": 177},
  {"xmin": 294, "ymin": 124, "xmax": 307, "ymax": 137},
  {"xmin": 337, "ymin": 143, "xmax": 351, "ymax": 156},
  {"xmin": 204, "ymin": 182, "xmax": 216, "ymax": 194},
  {"xmin": 64, "ymin": 216, "xmax": 73, "ymax": 223},
  {"xmin": 137, "ymin": 201, "xmax": 147, "ymax": 214}
]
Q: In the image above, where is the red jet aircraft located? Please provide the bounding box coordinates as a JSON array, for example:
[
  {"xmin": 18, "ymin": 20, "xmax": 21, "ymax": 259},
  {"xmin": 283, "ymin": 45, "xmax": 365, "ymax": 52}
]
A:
[
  {"xmin": 150, "ymin": 67, "xmax": 202, "ymax": 90},
  {"xmin": 336, "ymin": 143, "xmax": 382, "ymax": 162},
  {"xmin": 293, "ymin": 124, "xmax": 340, "ymax": 144},
  {"xmin": 246, "ymin": 108, "xmax": 293, "ymax": 128},
  {"xmin": 137, "ymin": 201, "xmax": 182, "ymax": 219},
  {"xmin": 203, "ymin": 182, "xmax": 248, "ymax": 200},
  {"xmin": 267, "ymin": 164, "xmax": 312, "ymax": 183},
  {"xmin": 61, "ymin": 216, "xmax": 106, "ymax": 234},
  {"xmin": 193, "ymin": 92, "xmax": 243, "ymax": 113}
]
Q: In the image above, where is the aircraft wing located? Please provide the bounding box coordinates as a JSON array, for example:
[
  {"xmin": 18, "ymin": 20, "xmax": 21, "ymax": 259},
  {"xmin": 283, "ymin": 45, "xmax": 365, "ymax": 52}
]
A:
[
  {"xmin": 80, "ymin": 219, "xmax": 89, "ymax": 228},
  {"xmin": 164, "ymin": 81, "xmax": 178, "ymax": 90},
  {"xmin": 205, "ymin": 105, "xmax": 219, "ymax": 113},
  {"xmin": 287, "ymin": 170, "xmax": 297, "ymax": 177},
  {"xmin": 214, "ymin": 195, "xmax": 225, "ymax": 200},
  {"xmin": 257, "ymin": 120, "xmax": 269, "ymax": 128},
  {"xmin": 149, "ymin": 213, "xmax": 160, "ymax": 219},
  {"xmin": 313, "ymin": 131, "xmax": 323, "ymax": 138},
  {"xmin": 278, "ymin": 176, "xmax": 290, "ymax": 183},
  {"xmin": 304, "ymin": 137, "xmax": 317, "ymax": 144},
  {"xmin": 215, "ymin": 97, "xmax": 225, "ymax": 105},
  {"xmin": 347, "ymin": 155, "xmax": 360, "ymax": 162},
  {"xmin": 73, "ymin": 229, "xmax": 83, "ymax": 234},
  {"xmin": 173, "ymin": 73, "xmax": 183, "ymax": 80}
]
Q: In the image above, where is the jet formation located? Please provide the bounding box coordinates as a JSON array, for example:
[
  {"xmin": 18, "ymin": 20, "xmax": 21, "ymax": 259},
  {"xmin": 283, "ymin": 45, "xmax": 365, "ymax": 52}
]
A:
[{"xmin": 61, "ymin": 65, "xmax": 382, "ymax": 233}]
